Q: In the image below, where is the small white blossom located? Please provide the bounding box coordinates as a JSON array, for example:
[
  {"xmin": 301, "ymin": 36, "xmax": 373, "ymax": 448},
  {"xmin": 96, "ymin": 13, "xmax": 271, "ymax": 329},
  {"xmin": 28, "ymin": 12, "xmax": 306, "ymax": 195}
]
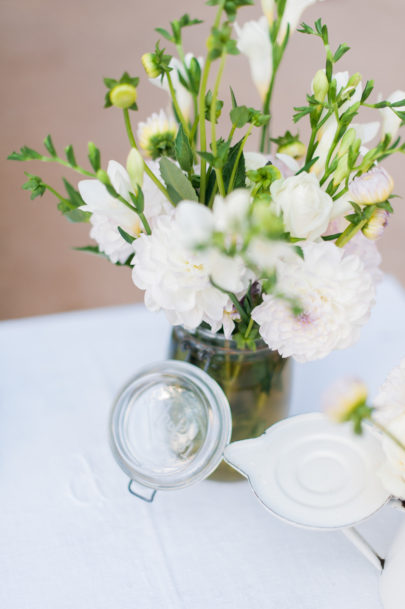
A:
[
  {"xmin": 251, "ymin": 241, "xmax": 375, "ymax": 362},
  {"xmin": 246, "ymin": 237, "xmax": 298, "ymax": 273},
  {"xmin": 89, "ymin": 214, "xmax": 134, "ymax": 264},
  {"xmin": 261, "ymin": 0, "xmax": 275, "ymax": 24},
  {"xmin": 323, "ymin": 378, "xmax": 368, "ymax": 423},
  {"xmin": 380, "ymin": 90, "xmax": 405, "ymax": 140},
  {"xmin": 362, "ymin": 208, "xmax": 389, "ymax": 241},
  {"xmin": 374, "ymin": 358, "xmax": 405, "ymax": 423},
  {"xmin": 378, "ymin": 414, "xmax": 405, "ymax": 500},
  {"xmin": 150, "ymin": 54, "xmax": 203, "ymax": 121},
  {"xmin": 235, "ymin": 17, "xmax": 272, "ymax": 102},
  {"xmin": 270, "ymin": 172, "xmax": 333, "ymax": 240}
]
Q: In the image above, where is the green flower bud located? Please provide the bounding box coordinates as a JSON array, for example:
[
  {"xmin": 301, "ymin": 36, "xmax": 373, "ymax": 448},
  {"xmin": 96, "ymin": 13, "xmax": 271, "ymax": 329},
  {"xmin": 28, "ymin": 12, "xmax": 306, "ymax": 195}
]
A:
[
  {"xmin": 141, "ymin": 53, "xmax": 161, "ymax": 79},
  {"xmin": 126, "ymin": 148, "xmax": 144, "ymax": 192},
  {"xmin": 347, "ymin": 72, "xmax": 362, "ymax": 89},
  {"xmin": 261, "ymin": 0, "xmax": 275, "ymax": 24},
  {"xmin": 96, "ymin": 169, "xmax": 110, "ymax": 185},
  {"xmin": 278, "ymin": 140, "xmax": 306, "ymax": 160},
  {"xmin": 338, "ymin": 128, "xmax": 356, "ymax": 158},
  {"xmin": 110, "ymin": 84, "xmax": 137, "ymax": 109},
  {"xmin": 333, "ymin": 153, "xmax": 350, "ymax": 186},
  {"xmin": 313, "ymin": 70, "xmax": 329, "ymax": 103}
]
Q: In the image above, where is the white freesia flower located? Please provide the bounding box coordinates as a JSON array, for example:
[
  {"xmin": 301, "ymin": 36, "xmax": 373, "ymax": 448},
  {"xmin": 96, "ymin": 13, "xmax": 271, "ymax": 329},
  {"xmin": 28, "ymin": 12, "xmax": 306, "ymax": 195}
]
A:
[
  {"xmin": 132, "ymin": 209, "xmax": 248, "ymax": 332},
  {"xmin": 261, "ymin": 0, "xmax": 275, "ymax": 24},
  {"xmin": 137, "ymin": 109, "xmax": 177, "ymax": 159},
  {"xmin": 208, "ymin": 299, "xmax": 240, "ymax": 339},
  {"xmin": 89, "ymin": 214, "xmax": 134, "ymax": 264},
  {"xmin": 380, "ymin": 90, "xmax": 405, "ymax": 140},
  {"xmin": 251, "ymin": 241, "xmax": 375, "ymax": 362},
  {"xmin": 374, "ymin": 358, "xmax": 405, "ymax": 423},
  {"xmin": 78, "ymin": 159, "xmax": 170, "ymax": 263},
  {"xmin": 150, "ymin": 54, "xmax": 203, "ymax": 121},
  {"xmin": 235, "ymin": 17, "xmax": 272, "ymax": 102},
  {"xmin": 270, "ymin": 172, "xmax": 333, "ymax": 240},
  {"xmin": 244, "ymin": 151, "xmax": 299, "ymax": 178},
  {"xmin": 278, "ymin": 0, "xmax": 325, "ymax": 42},
  {"xmin": 378, "ymin": 414, "xmax": 405, "ymax": 500}
]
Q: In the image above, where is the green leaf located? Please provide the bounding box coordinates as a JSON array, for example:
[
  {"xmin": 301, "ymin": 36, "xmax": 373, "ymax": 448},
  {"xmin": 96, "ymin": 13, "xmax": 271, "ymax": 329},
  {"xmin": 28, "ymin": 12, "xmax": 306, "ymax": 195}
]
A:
[
  {"xmin": 8, "ymin": 146, "xmax": 43, "ymax": 161},
  {"xmin": 118, "ymin": 226, "xmax": 136, "ymax": 244},
  {"xmin": 230, "ymin": 105, "xmax": 250, "ymax": 128},
  {"xmin": 230, "ymin": 87, "xmax": 238, "ymax": 109},
  {"xmin": 22, "ymin": 173, "xmax": 46, "ymax": 199},
  {"xmin": 333, "ymin": 43, "xmax": 350, "ymax": 62},
  {"xmin": 159, "ymin": 157, "xmax": 198, "ymax": 204},
  {"xmin": 155, "ymin": 27, "xmax": 173, "ymax": 42},
  {"xmin": 65, "ymin": 145, "xmax": 77, "ymax": 166},
  {"xmin": 175, "ymin": 124, "xmax": 193, "ymax": 172},
  {"xmin": 43, "ymin": 135, "xmax": 57, "ymax": 157},
  {"xmin": 361, "ymin": 80, "xmax": 374, "ymax": 103},
  {"xmin": 88, "ymin": 142, "xmax": 101, "ymax": 172},
  {"xmin": 223, "ymin": 139, "xmax": 246, "ymax": 191},
  {"xmin": 74, "ymin": 245, "xmax": 134, "ymax": 266}
]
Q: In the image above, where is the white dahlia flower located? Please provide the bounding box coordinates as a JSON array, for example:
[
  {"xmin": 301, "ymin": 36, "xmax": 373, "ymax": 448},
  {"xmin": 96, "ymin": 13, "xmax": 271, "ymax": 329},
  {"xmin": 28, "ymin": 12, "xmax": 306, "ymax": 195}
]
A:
[
  {"xmin": 270, "ymin": 172, "xmax": 333, "ymax": 240},
  {"xmin": 137, "ymin": 109, "xmax": 177, "ymax": 160},
  {"xmin": 251, "ymin": 241, "xmax": 375, "ymax": 362},
  {"xmin": 378, "ymin": 413, "xmax": 405, "ymax": 500},
  {"xmin": 78, "ymin": 159, "xmax": 170, "ymax": 263},
  {"xmin": 234, "ymin": 17, "xmax": 272, "ymax": 102},
  {"xmin": 374, "ymin": 358, "xmax": 405, "ymax": 423},
  {"xmin": 344, "ymin": 232, "xmax": 383, "ymax": 285},
  {"xmin": 132, "ymin": 210, "xmax": 247, "ymax": 332}
]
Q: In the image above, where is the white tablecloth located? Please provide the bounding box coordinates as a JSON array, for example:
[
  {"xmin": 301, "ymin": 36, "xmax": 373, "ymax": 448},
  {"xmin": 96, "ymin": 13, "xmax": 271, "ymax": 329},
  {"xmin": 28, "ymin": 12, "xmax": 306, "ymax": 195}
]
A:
[{"xmin": 1, "ymin": 276, "xmax": 404, "ymax": 609}]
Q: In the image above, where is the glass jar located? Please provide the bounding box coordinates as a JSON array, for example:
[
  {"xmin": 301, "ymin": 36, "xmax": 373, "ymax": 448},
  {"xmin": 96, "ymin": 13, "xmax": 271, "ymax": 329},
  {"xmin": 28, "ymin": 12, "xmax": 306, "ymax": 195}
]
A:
[{"xmin": 168, "ymin": 326, "xmax": 292, "ymax": 481}]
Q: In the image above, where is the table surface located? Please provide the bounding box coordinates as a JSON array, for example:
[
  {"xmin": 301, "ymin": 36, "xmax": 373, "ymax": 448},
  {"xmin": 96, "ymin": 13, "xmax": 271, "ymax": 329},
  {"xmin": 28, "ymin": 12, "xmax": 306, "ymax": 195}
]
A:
[{"xmin": 1, "ymin": 276, "xmax": 405, "ymax": 609}]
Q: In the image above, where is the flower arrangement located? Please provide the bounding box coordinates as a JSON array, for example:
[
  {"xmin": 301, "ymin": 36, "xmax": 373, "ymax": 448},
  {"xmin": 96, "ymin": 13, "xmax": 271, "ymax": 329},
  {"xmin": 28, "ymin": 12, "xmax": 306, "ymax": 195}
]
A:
[{"xmin": 8, "ymin": 0, "xmax": 405, "ymax": 363}]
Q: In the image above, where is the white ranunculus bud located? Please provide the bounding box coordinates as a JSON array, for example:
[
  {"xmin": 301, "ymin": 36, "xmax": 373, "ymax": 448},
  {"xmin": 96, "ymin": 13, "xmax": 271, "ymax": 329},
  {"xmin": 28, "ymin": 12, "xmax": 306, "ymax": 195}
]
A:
[
  {"xmin": 323, "ymin": 379, "xmax": 368, "ymax": 423},
  {"xmin": 378, "ymin": 413, "xmax": 405, "ymax": 500},
  {"xmin": 270, "ymin": 172, "xmax": 333, "ymax": 240},
  {"xmin": 261, "ymin": 0, "xmax": 275, "ymax": 24},
  {"xmin": 126, "ymin": 148, "xmax": 144, "ymax": 192},
  {"xmin": 349, "ymin": 166, "xmax": 394, "ymax": 205},
  {"xmin": 234, "ymin": 17, "xmax": 272, "ymax": 102},
  {"xmin": 380, "ymin": 90, "xmax": 405, "ymax": 140},
  {"xmin": 362, "ymin": 208, "xmax": 389, "ymax": 241}
]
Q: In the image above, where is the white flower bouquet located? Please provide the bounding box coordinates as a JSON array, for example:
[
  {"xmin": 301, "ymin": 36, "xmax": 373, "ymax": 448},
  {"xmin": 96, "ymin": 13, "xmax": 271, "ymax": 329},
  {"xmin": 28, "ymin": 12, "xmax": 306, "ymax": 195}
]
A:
[{"xmin": 9, "ymin": 0, "xmax": 405, "ymax": 364}]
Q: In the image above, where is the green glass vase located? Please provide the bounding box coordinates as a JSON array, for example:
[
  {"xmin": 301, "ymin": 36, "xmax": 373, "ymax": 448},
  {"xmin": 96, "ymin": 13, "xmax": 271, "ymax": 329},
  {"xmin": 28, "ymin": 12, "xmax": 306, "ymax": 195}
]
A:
[{"xmin": 168, "ymin": 326, "xmax": 292, "ymax": 481}]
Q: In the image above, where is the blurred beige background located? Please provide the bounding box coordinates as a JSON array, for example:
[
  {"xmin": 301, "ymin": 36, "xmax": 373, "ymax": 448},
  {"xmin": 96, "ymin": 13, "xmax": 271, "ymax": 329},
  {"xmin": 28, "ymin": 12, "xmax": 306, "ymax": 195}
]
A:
[{"xmin": 1, "ymin": 0, "xmax": 404, "ymax": 320}]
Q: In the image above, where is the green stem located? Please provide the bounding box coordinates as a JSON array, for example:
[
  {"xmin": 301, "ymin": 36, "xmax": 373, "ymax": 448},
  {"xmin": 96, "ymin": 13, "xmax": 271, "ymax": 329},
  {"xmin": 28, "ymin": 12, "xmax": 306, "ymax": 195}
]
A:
[
  {"xmin": 260, "ymin": 71, "xmax": 276, "ymax": 154},
  {"xmin": 211, "ymin": 52, "xmax": 227, "ymax": 197},
  {"xmin": 198, "ymin": 2, "xmax": 224, "ymax": 204},
  {"xmin": 36, "ymin": 156, "xmax": 95, "ymax": 177},
  {"xmin": 166, "ymin": 71, "xmax": 191, "ymax": 137},
  {"xmin": 43, "ymin": 183, "xmax": 74, "ymax": 206},
  {"xmin": 198, "ymin": 60, "xmax": 212, "ymax": 203},
  {"xmin": 122, "ymin": 109, "xmax": 173, "ymax": 204},
  {"xmin": 335, "ymin": 205, "xmax": 375, "ymax": 247},
  {"xmin": 371, "ymin": 418, "xmax": 405, "ymax": 453},
  {"xmin": 228, "ymin": 125, "xmax": 252, "ymax": 193},
  {"xmin": 138, "ymin": 212, "xmax": 152, "ymax": 235}
]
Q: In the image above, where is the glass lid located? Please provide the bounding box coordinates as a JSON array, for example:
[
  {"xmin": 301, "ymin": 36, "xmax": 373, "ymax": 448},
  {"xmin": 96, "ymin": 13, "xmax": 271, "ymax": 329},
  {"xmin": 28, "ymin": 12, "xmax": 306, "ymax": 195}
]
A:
[{"xmin": 110, "ymin": 360, "xmax": 232, "ymax": 491}]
